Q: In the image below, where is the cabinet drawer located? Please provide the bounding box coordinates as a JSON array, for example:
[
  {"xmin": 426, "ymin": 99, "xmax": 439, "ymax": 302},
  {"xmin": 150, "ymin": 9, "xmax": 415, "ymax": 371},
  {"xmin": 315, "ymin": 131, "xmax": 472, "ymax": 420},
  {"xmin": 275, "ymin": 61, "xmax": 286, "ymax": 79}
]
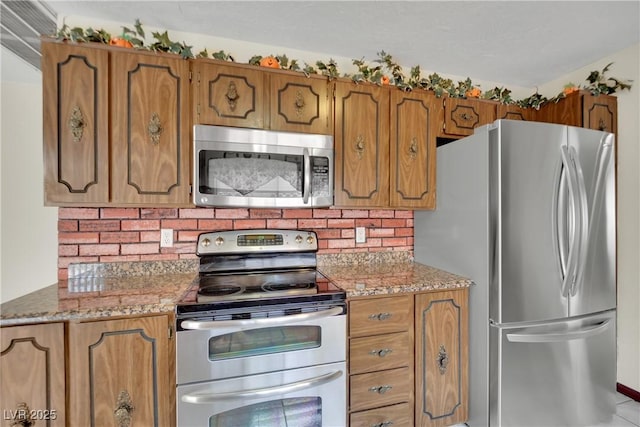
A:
[
  {"xmin": 349, "ymin": 295, "xmax": 411, "ymax": 337},
  {"xmin": 350, "ymin": 367, "xmax": 411, "ymax": 412},
  {"xmin": 350, "ymin": 402, "xmax": 414, "ymax": 427},
  {"xmin": 350, "ymin": 332, "xmax": 411, "ymax": 374}
]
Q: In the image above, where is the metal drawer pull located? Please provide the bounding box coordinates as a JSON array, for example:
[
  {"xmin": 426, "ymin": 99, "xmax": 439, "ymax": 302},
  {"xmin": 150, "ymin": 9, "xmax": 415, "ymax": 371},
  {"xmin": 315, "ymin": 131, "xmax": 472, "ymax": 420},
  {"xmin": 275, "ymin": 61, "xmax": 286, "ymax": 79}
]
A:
[
  {"xmin": 368, "ymin": 312, "xmax": 392, "ymax": 321},
  {"xmin": 182, "ymin": 370, "xmax": 343, "ymax": 403},
  {"xmin": 369, "ymin": 385, "xmax": 393, "ymax": 394},
  {"xmin": 181, "ymin": 306, "xmax": 343, "ymax": 330},
  {"xmin": 372, "ymin": 422, "xmax": 394, "ymax": 427},
  {"xmin": 369, "ymin": 348, "xmax": 393, "ymax": 357}
]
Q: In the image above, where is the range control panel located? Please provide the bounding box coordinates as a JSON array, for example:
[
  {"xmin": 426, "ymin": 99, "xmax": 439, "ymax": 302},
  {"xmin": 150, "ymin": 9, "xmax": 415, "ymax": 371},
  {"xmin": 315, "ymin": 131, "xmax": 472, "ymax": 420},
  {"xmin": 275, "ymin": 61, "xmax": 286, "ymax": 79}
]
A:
[{"xmin": 196, "ymin": 229, "xmax": 318, "ymax": 256}]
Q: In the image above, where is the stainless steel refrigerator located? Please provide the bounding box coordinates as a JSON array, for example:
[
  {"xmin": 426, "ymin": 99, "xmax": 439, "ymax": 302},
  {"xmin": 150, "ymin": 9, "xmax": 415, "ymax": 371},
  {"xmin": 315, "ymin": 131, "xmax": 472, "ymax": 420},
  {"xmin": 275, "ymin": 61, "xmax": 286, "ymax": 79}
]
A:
[{"xmin": 414, "ymin": 119, "xmax": 617, "ymax": 426}]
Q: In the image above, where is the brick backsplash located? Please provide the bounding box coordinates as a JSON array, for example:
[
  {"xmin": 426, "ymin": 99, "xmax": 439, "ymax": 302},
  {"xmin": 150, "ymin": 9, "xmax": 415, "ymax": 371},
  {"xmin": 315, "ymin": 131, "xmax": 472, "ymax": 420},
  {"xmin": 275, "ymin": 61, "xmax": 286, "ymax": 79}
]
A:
[{"xmin": 57, "ymin": 207, "xmax": 414, "ymax": 280}]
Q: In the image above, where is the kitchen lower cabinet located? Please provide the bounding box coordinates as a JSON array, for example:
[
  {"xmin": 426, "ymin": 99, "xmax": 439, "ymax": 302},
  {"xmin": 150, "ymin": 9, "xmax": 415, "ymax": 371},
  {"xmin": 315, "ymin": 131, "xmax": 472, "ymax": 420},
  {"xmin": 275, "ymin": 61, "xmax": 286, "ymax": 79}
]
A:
[
  {"xmin": 415, "ymin": 289, "xmax": 469, "ymax": 427},
  {"xmin": 0, "ymin": 322, "xmax": 66, "ymax": 426},
  {"xmin": 67, "ymin": 315, "xmax": 171, "ymax": 427},
  {"xmin": 347, "ymin": 289, "xmax": 469, "ymax": 426}
]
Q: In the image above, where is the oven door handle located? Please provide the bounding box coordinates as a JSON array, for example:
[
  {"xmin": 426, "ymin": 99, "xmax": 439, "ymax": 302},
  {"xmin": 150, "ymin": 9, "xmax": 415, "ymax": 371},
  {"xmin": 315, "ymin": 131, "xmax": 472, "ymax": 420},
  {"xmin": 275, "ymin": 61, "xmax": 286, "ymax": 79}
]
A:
[
  {"xmin": 180, "ymin": 306, "xmax": 344, "ymax": 330},
  {"xmin": 302, "ymin": 147, "xmax": 311, "ymax": 204},
  {"xmin": 181, "ymin": 370, "xmax": 343, "ymax": 403}
]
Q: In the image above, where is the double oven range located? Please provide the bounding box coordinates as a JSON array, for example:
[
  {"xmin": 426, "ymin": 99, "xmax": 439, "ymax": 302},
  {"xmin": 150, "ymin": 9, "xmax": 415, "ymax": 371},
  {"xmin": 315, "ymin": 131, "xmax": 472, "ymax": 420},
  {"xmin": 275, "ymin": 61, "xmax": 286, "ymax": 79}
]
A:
[{"xmin": 175, "ymin": 229, "xmax": 346, "ymax": 427}]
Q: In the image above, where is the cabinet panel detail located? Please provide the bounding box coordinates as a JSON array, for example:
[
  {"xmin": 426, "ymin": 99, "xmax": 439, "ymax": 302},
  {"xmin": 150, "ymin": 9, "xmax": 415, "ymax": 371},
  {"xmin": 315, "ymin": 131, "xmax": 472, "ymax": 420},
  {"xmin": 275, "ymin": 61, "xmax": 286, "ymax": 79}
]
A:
[{"xmin": 270, "ymin": 74, "xmax": 331, "ymax": 134}]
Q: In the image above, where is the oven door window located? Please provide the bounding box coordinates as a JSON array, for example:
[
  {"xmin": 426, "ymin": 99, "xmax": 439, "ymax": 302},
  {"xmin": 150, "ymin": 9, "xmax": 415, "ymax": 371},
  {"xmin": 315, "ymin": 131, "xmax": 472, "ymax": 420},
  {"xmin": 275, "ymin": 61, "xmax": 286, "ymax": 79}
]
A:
[
  {"xmin": 200, "ymin": 150, "xmax": 303, "ymax": 198},
  {"xmin": 209, "ymin": 325, "xmax": 321, "ymax": 360},
  {"xmin": 210, "ymin": 397, "xmax": 321, "ymax": 427}
]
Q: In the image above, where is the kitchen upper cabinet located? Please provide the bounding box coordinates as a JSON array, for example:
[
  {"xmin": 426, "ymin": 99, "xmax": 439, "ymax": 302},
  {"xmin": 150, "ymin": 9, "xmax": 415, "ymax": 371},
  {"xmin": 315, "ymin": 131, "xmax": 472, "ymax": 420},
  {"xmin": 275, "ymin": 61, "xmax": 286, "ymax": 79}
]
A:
[
  {"xmin": 390, "ymin": 90, "xmax": 438, "ymax": 209},
  {"xmin": 269, "ymin": 72, "xmax": 333, "ymax": 134},
  {"xmin": 193, "ymin": 60, "xmax": 332, "ymax": 134},
  {"xmin": 67, "ymin": 315, "xmax": 171, "ymax": 427},
  {"xmin": 496, "ymin": 103, "xmax": 536, "ymax": 121},
  {"xmin": 439, "ymin": 97, "xmax": 496, "ymax": 138},
  {"xmin": 42, "ymin": 40, "xmax": 109, "ymax": 205},
  {"xmin": 415, "ymin": 289, "xmax": 469, "ymax": 427},
  {"xmin": 538, "ymin": 90, "xmax": 618, "ymax": 133},
  {"xmin": 334, "ymin": 81, "xmax": 390, "ymax": 207},
  {"xmin": 42, "ymin": 39, "xmax": 191, "ymax": 206},
  {"xmin": 334, "ymin": 81, "xmax": 436, "ymax": 209},
  {"xmin": 193, "ymin": 60, "xmax": 267, "ymax": 129},
  {"xmin": 0, "ymin": 322, "xmax": 66, "ymax": 426},
  {"xmin": 110, "ymin": 50, "xmax": 190, "ymax": 205}
]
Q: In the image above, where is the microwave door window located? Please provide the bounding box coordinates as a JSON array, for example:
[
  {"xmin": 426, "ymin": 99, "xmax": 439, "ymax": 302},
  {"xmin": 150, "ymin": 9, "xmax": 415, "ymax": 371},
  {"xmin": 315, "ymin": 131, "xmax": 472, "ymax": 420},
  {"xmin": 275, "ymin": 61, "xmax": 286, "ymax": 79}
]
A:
[{"xmin": 202, "ymin": 151, "xmax": 303, "ymax": 198}]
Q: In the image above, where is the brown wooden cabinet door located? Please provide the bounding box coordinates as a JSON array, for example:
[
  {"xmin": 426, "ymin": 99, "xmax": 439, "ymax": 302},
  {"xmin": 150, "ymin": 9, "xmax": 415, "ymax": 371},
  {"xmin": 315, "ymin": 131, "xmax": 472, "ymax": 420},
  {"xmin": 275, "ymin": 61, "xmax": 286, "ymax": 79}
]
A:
[
  {"xmin": 441, "ymin": 97, "xmax": 496, "ymax": 137},
  {"xmin": 193, "ymin": 61, "xmax": 267, "ymax": 128},
  {"xmin": 390, "ymin": 90, "xmax": 438, "ymax": 209},
  {"xmin": 583, "ymin": 94, "xmax": 617, "ymax": 133},
  {"xmin": 111, "ymin": 51, "xmax": 191, "ymax": 205},
  {"xmin": 270, "ymin": 73, "xmax": 332, "ymax": 134},
  {"xmin": 0, "ymin": 323, "xmax": 66, "ymax": 426},
  {"xmin": 68, "ymin": 315, "xmax": 170, "ymax": 427},
  {"xmin": 415, "ymin": 290, "xmax": 468, "ymax": 427},
  {"xmin": 42, "ymin": 40, "xmax": 109, "ymax": 205},
  {"xmin": 333, "ymin": 81, "xmax": 390, "ymax": 207}
]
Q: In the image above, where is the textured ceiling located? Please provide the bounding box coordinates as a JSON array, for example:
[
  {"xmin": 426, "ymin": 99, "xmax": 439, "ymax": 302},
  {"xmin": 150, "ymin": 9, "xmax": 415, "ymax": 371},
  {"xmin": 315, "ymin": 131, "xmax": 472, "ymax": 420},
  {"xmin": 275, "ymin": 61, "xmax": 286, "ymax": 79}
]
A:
[{"xmin": 43, "ymin": 1, "xmax": 640, "ymax": 87}]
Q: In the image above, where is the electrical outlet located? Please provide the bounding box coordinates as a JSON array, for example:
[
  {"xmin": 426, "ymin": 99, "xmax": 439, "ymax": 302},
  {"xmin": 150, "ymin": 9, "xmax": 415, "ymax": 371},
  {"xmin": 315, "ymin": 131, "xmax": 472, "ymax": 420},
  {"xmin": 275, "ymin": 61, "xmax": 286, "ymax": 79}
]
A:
[
  {"xmin": 355, "ymin": 227, "xmax": 366, "ymax": 243},
  {"xmin": 160, "ymin": 229, "xmax": 173, "ymax": 247}
]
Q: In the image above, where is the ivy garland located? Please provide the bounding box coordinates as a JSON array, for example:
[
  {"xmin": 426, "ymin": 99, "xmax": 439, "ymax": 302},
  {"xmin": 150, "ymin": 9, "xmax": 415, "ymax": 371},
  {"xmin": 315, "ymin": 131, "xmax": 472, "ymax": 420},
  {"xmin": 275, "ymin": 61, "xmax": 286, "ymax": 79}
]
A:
[{"xmin": 54, "ymin": 20, "xmax": 633, "ymax": 109}]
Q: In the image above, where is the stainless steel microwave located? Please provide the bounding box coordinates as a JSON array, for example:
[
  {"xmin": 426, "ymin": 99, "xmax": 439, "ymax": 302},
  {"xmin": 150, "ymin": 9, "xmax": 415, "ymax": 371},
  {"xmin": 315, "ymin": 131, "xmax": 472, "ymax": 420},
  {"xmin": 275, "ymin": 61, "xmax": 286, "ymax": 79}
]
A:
[{"xmin": 193, "ymin": 125, "xmax": 334, "ymax": 208}]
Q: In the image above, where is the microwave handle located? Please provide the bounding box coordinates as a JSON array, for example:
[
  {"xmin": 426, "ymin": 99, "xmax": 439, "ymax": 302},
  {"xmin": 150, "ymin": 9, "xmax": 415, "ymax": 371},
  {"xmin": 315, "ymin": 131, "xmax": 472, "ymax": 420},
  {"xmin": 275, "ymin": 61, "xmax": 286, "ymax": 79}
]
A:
[{"xmin": 303, "ymin": 148, "xmax": 311, "ymax": 204}]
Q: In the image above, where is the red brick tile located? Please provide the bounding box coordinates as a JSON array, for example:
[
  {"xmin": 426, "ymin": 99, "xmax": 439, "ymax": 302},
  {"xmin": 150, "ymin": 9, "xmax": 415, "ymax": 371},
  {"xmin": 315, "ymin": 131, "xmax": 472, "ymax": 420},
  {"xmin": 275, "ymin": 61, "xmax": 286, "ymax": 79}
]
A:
[
  {"xmin": 341, "ymin": 229, "xmax": 355, "ymax": 238},
  {"xmin": 233, "ymin": 219, "xmax": 266, "ymax": 229},
  {"xmin": 58, "ymin": 256, "xmax": 98, "ymax": 268},
  {"xmin": 370, "ymin": 228, "xmax": 395, "ymax": 237},
  {"xmin": 313, "ymin": 209, "xmax": 342, "ymax": 218},
  {"xmin": 58, "ymin": 220, "xmax": 78, "ymax": 232},
  {"xmin": 215, "ymin": 208, "xmax": 249, "ymax": 219},
  {"xmin": 100, "ymin": 208, "xmax": 140, "ymax": 219},
  {"xmin": 79, "ymin": 244, "xmax": 120, "ymax": 256},
  {"xmin": 369, "ymin": 210, "xmax": 396, "ymax": 218},
  {"xmin": 179, "ymin": 208, "xmax": 215, "ymax": 219},
  {"xmin": 59, "ymin": 232, "xmax": 100, "ymax": 244},
  {"xmin": 395, "ymin": 210, "xmax": 414, "ymax": 219},
  {"xmin": 121, "ymin": 220, "xmax": 160, "ymax": 231},
  {"xmin": 101, "ymin": 231, "xmax": 139, "ymax": 243},
  {"xmin": 99, "ymin": 255, "xmax": 140, "ymax": 263},
  {"xmin": 161, "ymin": 219, "xmax": 198, "ymax": 230},
  {"xmin": 140, "ymin": 231, "xmax": 161, "ymax": 242},
  {"xmin": 382, "ymin": 237, "xmax": 408, "ymax": 247},
  {"xmin": 266, "ymin": 219, "xmax": 298, "ymax": 229},
  {"xmin": 249, "ymin": 209, "xmax": 282, "ymax": 218},
  {"xmin": 282, "ymin": 209, "xmax": 313, "ymax": 219},
  {"xmin": 58, "ymin": 245, "xmax": 78, "ymax": 256},
  {"xmin": 355, "ymin": 218, "xmax": 381, "ymax": 228},
  {"xmin": 361, "ymin": 238, "xmax": 382, "ymax": 247},
  {"xmin": 59, "ymin": 208, "xmax": 99, "ymax": 219},
  {"xmin": 395, "ymin": 227, "xmax": 414, "ymax": 237},
  {"xmin": 120, "ymin": 243, "xmax": 160, "ymax": 255},
  {"xmin": 327, "ymin": 239, "xmax": 355, "ymax": 249},
  {"xmin": 140, "ymin": 208, "xmax": 178, "ymax": 219},
  {"xmin": 381, "ymin": 218, "xmax": 407, "ymax": 228},
  {"xmin": 315, "ymin": 229, "xmax": 341, "ymax": 239},
  {"xmin": 297, "ymin": 219, "xmax": 327, "ymax": 229},
  {"xmin": 173, "ymin": 242, "xmax": 197, "ymax": 253},
  {"xmin": 341, "ymin": 209, "xmax": 370, "ymax": 218},
  {"xmin": 79, "ymin": 220, "xmax": 121, "ymax": 232},
  {"xmin": 198, "ymin": 219, "xmax": 234, "ymax": 230},
  {"xmin": 177, "ymin": 230, "xmax": 200, "ymax": 242}
]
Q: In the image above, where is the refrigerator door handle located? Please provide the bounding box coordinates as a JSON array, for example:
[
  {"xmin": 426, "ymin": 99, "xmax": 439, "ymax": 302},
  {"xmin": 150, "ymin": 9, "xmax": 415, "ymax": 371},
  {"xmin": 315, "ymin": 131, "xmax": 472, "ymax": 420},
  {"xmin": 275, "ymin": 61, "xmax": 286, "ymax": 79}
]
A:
[
  {"xmin": 569, "ymin": 146, "xmax": 590, "ymax": 296},
  {"xmin": 506, "ymin": 319, "xmax": 611, "ymax": 343},
  {"xmin": 554, "ymin": 159, "xmax": 570, "ymax": 280},
  {"xmin": 559, "ymin": 146, "xmax": 580, "ymax": 297}
]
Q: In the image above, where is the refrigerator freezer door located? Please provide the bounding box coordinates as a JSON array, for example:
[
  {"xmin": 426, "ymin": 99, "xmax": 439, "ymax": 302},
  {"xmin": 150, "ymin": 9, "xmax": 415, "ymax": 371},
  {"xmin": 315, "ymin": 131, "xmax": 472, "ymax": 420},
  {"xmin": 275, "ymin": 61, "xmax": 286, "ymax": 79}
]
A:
[
  {"xmin": 489, "ymin": 310, "xmax": 616, "ymax": 427},
  {"xmin": 567, "ymin": 127, "xmax": 616, "ymax": 316},
  {"xmin": 492, "ymin": 120, "xmax": 569, "ymax": 324}
]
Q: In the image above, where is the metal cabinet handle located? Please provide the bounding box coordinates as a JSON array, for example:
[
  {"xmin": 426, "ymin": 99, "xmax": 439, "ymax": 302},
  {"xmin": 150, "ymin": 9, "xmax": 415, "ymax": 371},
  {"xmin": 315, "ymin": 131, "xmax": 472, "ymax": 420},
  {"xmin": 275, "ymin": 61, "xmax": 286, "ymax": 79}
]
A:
[
  {"xmin": 225, "ymin": 81, "xmax": 239, "ymax": 111},
  {"xmin": 68, "ymin": 105, "xmax": 86, "ymax": 143},
  {"xmin": 437, "ymin": 344, "xmax": 449, "ymax": 374},
  {"xmin": 372, "ymin": 422, "xmax": 394, "ymax": 427},
  {"xmin": 147, "ymin": 112, "xmax": 163, "ymax": 145},
  {"xmin": 368, "ymin": 312, "xmax": 392, "ymax": 321},
  {"xmin": 369, "ymin": 348, "xmax": 393, "ymax": 358},
  {"xmin": 114, "ymin": 390, "xmax": 134, "ymax": 427},
  {"xmin": 369, "ymin": 385, "xmax": 393, "ymax": 394},
  {"xmin": 182, "ymin": 370, "xmax": 343, "ymax": 403},
  {"xmin": 294, "ymin": 89, "xmax": 305, "ymax": 116},
  {"xmin": 10, "ymin": 402, "xmax": 34, "ymax": 427},
  {"xmin": 355, "ymin": 135, "xmax": 366, "ymax": 159},
  {"xmin": 408, "ymin": 137, "xmax": 418, "ymax": 159}
]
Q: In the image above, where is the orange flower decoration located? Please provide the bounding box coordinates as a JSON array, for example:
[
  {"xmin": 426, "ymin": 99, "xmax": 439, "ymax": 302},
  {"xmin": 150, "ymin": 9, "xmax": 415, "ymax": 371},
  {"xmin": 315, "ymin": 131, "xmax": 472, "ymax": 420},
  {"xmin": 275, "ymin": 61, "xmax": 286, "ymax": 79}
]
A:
[
  {"xmin": 465, "ymin": 87, "xmax": 481, "ymax": 98},
  {"xmin": 381, "ymin": 75, "xmax": 390, "ymax": 85},
  {"xmin": 109, "ymin": 37, "xmax": 133, "ymax": 48},
  {"xmin": 259, "ymin": 56, "xmax": 280, "ymax": 68},
  {"xmin": 563, "ymin": 85, "xmax": 579, "ymax": 95}
]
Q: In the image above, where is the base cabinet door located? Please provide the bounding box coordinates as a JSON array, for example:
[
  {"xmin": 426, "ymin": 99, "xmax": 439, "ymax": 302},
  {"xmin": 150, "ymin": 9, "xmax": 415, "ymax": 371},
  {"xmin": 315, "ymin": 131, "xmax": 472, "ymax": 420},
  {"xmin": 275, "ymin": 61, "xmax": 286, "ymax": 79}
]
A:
[
  {"xmin": 415, "ymin": 289, "xmax": 468, "ymax": 427},
  {"xmin": 67, "ymin": 315, "xmax": 170, "ymax": 427},
  {"xmin": 0, "ymin": 323, "xmax": 65, "ymax": 426}
]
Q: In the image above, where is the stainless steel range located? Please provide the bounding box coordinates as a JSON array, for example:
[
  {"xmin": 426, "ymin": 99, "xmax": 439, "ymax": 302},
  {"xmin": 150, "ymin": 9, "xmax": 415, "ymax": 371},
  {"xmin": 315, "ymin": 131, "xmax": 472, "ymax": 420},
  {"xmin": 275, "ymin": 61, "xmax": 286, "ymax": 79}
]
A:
[{"xmin": 175, "ymin": 229, "xmax": 347, "ymax": 427}]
